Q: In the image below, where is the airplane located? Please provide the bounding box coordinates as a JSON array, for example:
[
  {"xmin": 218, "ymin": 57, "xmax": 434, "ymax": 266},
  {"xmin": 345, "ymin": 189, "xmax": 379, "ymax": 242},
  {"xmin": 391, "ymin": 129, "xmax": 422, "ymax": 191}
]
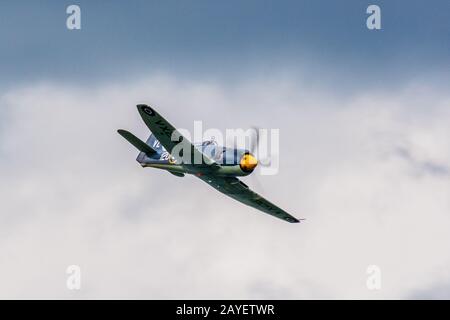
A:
[{"xmin": 117, "ymin": 104, "xmax": 302, "ymax": 223}]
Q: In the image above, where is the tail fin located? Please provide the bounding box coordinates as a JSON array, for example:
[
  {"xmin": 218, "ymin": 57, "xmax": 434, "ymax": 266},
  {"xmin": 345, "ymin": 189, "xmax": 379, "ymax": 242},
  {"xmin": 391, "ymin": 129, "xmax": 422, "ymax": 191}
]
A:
[{"xmin": 146, "ymin": 134, "xmax": 165, "ymax": 153}]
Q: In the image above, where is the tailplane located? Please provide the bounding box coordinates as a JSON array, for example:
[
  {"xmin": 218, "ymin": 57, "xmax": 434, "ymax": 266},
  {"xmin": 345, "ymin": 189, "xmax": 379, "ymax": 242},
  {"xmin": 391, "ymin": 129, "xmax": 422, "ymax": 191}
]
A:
[
  {"xmin": 117, "ymin": 129, "xmax": 157, "ymax": 156},
  {"xmin": 118, "ymin": 129, "xmax": 170, "ymax": 165}
]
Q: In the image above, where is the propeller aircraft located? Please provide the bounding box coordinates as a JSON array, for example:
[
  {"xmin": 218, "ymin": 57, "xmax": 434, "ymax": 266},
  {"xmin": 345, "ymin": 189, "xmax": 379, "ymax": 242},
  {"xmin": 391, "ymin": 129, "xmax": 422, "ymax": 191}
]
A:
[{"xmin": 118, "ymin": 104, "xmax": 302, "ymax": 223}]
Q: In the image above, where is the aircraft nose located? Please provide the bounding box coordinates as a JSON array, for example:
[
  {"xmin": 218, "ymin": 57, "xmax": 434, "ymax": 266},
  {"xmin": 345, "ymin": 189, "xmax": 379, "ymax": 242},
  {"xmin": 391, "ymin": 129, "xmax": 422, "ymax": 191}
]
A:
[{"xmin": 240, "ymin": 153, "xmax": 258, "ymax": 172}]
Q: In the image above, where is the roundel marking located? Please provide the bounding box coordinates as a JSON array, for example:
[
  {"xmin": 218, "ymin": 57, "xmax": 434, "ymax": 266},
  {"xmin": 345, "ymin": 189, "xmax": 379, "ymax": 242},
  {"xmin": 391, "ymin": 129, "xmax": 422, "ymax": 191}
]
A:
[{"xmin": 142, "ymin": 106, "xmax": 155, "ymax": 116}]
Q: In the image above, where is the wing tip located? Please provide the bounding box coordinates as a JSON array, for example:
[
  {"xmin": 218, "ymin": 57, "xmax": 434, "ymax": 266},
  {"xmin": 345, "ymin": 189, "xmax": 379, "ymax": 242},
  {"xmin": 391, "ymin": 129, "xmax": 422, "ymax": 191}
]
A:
[
  {"xmin": 117, "ymin": 129, "xmax": 130, "ymax": 138},
  {"xmin": 136, "ymin": 104, "xmax": 156, "ymax": 117},
  {"xmin": 285, "ymin": 217, "xmax": 305, "ymax": 223}
]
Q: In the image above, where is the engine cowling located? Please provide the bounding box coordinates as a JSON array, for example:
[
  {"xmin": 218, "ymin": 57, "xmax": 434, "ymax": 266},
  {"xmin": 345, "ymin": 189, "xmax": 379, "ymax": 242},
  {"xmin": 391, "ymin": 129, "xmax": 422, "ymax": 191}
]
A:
[
  {"xmin": 214, "ymin": 152, "xmax": 258, "ymax": 177},
  {"xmin": 239, "ymin": 152, "xmax": 258, "ymax": 172}
]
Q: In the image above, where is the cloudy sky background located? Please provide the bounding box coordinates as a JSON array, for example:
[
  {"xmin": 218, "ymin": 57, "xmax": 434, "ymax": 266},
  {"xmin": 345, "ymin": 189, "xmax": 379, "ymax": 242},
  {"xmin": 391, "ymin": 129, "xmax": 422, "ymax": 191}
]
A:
[{"xmin": 0, "ymin": 0, "xmax": 449, "ymax": 299}]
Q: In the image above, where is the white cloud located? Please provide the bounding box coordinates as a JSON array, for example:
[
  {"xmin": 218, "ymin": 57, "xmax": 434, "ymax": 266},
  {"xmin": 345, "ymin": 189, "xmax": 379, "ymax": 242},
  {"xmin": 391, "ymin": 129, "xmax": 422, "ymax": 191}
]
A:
[{"xmin": 0, "ymin": 75, "xmax": 449, "ymax": 299}]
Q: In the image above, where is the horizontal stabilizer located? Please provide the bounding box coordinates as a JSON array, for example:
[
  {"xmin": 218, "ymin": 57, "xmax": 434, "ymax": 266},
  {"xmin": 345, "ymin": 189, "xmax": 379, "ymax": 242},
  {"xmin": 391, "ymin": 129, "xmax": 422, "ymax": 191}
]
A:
[{"xmin": 117, "ymin": 129, "xmax": 156, "ymax": 155}]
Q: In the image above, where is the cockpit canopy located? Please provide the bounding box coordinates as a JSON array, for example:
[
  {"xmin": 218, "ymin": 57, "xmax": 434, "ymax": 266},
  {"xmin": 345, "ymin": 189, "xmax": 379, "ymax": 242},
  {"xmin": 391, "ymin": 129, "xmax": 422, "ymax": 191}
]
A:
[
  {"xmin": 200, "ymin": 140, "xmax": 220, "ymax": 159},
  {"xmin": 201, "ymin": 140, "xmax": 217, "ymax": 147},
  {"xmin": 196, "ymin": 139, "xmax": 252, "ymax": 165}
]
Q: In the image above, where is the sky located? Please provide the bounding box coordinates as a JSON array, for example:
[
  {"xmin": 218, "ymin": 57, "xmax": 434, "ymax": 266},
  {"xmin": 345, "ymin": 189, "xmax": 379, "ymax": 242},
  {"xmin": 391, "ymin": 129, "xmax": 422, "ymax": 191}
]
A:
[{"xmin": 0, "ymin": 1, "xmax": 449, "ymax": 299}]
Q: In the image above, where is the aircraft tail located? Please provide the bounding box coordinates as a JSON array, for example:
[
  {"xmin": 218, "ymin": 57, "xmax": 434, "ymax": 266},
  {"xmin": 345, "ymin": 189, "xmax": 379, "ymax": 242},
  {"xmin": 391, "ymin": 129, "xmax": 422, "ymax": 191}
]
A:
[
  {"xmin": 137, "ymin": 134, "xmax": 166, "ymax": 163},
  {"xmin": 118, "ymin": 129, "xmax": 169, "ymax": 164},
  {"xmin": 117, "ymin": 129, "xmax": 157, "ymax": 155}
]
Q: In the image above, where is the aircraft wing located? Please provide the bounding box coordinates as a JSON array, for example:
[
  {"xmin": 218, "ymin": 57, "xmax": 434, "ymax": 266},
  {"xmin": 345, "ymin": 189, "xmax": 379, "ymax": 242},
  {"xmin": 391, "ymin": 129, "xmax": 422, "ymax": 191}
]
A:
[
  {"xmin": 136, "ymin": 104, "xmax": 217, "ymax": 167},
  {"xmin": 197, "ymin": 175, "xmax": 301, "ymax": 223}
]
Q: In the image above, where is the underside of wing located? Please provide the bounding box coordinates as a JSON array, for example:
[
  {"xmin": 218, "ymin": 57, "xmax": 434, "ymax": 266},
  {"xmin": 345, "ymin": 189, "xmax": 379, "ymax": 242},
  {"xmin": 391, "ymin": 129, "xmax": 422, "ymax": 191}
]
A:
[
  {"xmin": 197, "ymin": 175, "xmax": 301, "ymax": 223},
  {"xmin": 136, "ymin": 104, "xmax": 218, "ymax": 169}
]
